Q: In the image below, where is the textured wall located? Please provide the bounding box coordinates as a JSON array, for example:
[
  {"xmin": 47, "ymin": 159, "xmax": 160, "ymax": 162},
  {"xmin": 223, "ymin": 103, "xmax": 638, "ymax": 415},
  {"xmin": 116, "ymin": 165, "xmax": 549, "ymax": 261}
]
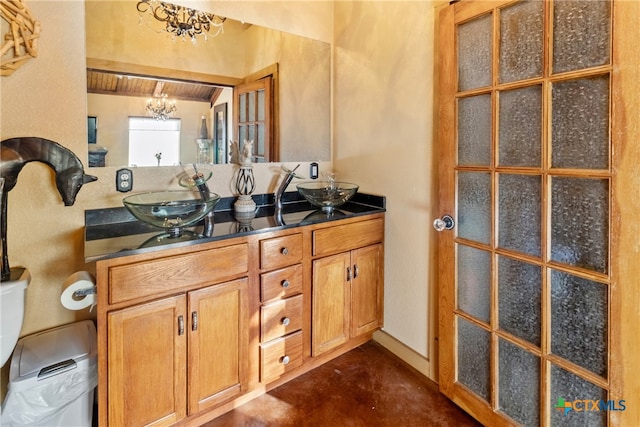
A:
[{"xmin": 333, "ymin": 1, "xmax": 439, "ymax": 369}]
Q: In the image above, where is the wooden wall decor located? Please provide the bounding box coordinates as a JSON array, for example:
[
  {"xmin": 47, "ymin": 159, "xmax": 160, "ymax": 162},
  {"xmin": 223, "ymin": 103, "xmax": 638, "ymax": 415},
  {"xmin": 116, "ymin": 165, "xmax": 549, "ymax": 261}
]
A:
[{"xmin": 1, "ymin": 0, "xmax": 41, "ymax": 76}]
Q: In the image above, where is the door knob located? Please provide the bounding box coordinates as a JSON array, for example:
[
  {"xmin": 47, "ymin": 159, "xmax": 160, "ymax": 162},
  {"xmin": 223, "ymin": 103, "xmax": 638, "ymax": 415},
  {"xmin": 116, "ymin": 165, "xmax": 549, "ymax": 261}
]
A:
[{"xmin": 433, "ymin": 215, "xmax": 455, "ymax": 232}]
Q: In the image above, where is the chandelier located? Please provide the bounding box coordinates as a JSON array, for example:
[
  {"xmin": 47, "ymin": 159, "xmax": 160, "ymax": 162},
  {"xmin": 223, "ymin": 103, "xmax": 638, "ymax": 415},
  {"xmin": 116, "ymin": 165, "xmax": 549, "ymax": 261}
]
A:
[
  {"xmin": 146, "ymin": 93, "xmax": 177, "ymax": 120},
  {"xmin": 136, "ymin": 0, "xmax": 225, "ymax": 44}
]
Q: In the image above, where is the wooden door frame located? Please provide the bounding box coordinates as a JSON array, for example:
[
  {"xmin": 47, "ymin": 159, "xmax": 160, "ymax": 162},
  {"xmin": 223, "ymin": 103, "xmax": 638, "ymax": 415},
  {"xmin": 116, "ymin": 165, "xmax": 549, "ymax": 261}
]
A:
[
  {"xmin": 233, "ymin": 64, "xmax": 279, "ymax": 162},
  {"xmin": 610, "ymin": 1, "xmax": 640, "ymax": 425}
]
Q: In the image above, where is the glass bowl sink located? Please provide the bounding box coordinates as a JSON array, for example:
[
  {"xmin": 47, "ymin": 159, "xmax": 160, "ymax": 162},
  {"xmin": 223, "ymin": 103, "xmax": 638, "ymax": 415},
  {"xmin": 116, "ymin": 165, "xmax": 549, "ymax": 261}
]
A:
[
  {"xmin": 297, "ymin": 181, "xmax": 359, "ymax": 213},
  {"xmin": 123, "ymin": 190, "xmax": 220, "ymax": 238}
]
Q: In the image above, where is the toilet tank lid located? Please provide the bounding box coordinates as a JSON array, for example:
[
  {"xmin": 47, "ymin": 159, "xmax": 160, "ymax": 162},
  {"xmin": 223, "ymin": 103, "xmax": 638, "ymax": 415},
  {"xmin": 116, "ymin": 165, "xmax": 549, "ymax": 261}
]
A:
[
  {"xmin": 11, "ymin": 320, "xmax": 97, "ymax": 381},
  {"xmin": 0, "ymin": 268, "xmax": 30, "ymax": 295}
]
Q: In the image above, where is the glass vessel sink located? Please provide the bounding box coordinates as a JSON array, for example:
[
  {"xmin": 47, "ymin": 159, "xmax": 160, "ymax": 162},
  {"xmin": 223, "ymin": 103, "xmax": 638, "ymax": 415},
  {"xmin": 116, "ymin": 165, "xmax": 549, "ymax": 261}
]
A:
[
  {"xmin": 123, "ymin": 190, "xmax": 220, "ymax": 238},
  {"xmin": 297, "ymin": 181, "xmax": 359, "ymax": 213}
]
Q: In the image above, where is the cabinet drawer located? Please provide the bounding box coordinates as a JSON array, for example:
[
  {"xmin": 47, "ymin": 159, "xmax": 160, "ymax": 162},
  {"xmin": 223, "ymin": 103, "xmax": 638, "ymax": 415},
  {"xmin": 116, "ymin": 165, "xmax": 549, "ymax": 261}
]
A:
[
  {"xmin": 109, "ymin": 243, "xmax": 248, "ymax": 304},
  {"xmin": 260, "ymin": 264, "xmax": 303, "ymax": 302},
  {"xmin": 261, "ymin": 294, "xmax": 303, "ymax": 342},
  {"xmin": 260, "ymin": 233, "xmax": 303, "ymax": 270},
  {"xmin": 313, "ymin": 218, "xmax": 384, "ymax": 257},
  {"xmin": 260, "ymin": 331, "xmax": 303, "ymax": 383}
]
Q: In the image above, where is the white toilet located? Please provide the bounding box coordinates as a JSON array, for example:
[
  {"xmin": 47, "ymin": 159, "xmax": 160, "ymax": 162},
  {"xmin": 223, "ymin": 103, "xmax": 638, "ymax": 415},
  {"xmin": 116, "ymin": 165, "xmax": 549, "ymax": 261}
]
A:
[
  {"xmin": 1, "ymin": 268, "xmax": 97, "ymax": 426},
  {"xmin": 0, "ymin": 267, "xmax": 30, "ymax": 367}
]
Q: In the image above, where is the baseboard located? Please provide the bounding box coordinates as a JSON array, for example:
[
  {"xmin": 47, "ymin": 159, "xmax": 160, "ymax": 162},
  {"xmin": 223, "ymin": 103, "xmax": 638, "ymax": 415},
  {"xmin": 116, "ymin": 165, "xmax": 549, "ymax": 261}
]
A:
[{"xmin": 372, "ymin": 330, "xmax": 434, "ymax": 381}]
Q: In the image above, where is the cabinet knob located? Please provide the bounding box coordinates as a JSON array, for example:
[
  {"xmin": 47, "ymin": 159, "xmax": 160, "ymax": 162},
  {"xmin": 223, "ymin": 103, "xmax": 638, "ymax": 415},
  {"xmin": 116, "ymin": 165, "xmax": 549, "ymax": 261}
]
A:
[
  {"xmin": 281, "ymin": 317, "xmax": 290, "ymax": 326},
  {"xmin": 281, "ymin": 280, "xmax": 290, "ymax": 288},
  {"xmin": 281, "ymin": 355, "xmax": 290, "ymax": 365},
  {"xmin": 281, "ymin": 247, "xmax": 289, "ymax": 255}
]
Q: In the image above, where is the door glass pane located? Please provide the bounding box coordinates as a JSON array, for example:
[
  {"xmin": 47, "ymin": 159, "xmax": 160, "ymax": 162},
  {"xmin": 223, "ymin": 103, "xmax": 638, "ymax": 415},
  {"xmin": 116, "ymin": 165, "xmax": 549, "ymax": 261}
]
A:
[
  {"xmin": 499, "ymin": 0, "xmax": 543, "ymax": 83},
  {"xmin": 458, "ymin": 171, "xmax": 491, "ymax": 244},
  {"xmin": 551, "ymin": 270, "xmax": 608, "ymax": 377},
  {"xmin": 550, "ymin": 177, "xmax": 609, "ymax": 273},
  {"xmin": 457, "ymin": 244, "xmax": 491, "ymax": 322},
  {"xmin": 458, "ymin": 94, "xmax": 491, "ymax": 166},
  {"xmin": 258, "ymin": 89, "xmax": 265, "ymax": 120},
  {"xmin": 239, "ymin": 94, "xmax": 246, "ymax": 122},
  {"xmin": 248, "ymin": 125, "xmax": 256, "ymax": 147},
  {"xmin": 458, "ymin": 14, "xmax": 492, "ymax": 91},
  {"xmin": 257, "ymin": 124, "xmax": 265, "ymax": 155},
  {"xmin": 552, "ymin": 0, "xmax": 611, "ymax": 74},
  {"xmin": 550, "ymin": 364, "xmax": 607, "ymax": 427},
  {"xmin": 498, "ymin": 256, "xmax": 541, "ymax": 346},
  {"xmin": 238, "ymin": 125, "xmax": 246, "ymax": 146},
  {"xmin": 457, "ymin": 317, "xmax": 490, "ymax": 401},
  {"xmin": 248, "ymin": 91, "xmax": 256, "ymax": 121},
  {"xmin": 498, "ymin": 174, "xmax": 541, "ymax": 256},
  {"xmin": 551, "ymin": 76, "xmax": 610, "ymax": 169},
  {"xmin": 498, "ymin": 339, "xmax": 540, "ymax": 426},
  {"xmin": 498, "ymin": 85, "xmax": 542, "ymax": 167}
]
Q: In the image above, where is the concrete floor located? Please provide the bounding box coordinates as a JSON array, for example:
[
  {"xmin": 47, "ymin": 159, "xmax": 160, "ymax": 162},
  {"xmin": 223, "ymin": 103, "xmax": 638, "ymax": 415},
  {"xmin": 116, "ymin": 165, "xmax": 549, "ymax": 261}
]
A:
[{"xmin": 203, "ymin": 341, "xmax": 482, "ymax": 427}]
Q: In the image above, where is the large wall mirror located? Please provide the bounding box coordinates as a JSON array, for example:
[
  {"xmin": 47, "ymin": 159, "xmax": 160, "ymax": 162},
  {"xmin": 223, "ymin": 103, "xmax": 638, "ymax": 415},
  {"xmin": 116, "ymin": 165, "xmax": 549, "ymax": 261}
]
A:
[{"xmin": 85, "ymin": 1, "xmax": 331, "ymax": 168}]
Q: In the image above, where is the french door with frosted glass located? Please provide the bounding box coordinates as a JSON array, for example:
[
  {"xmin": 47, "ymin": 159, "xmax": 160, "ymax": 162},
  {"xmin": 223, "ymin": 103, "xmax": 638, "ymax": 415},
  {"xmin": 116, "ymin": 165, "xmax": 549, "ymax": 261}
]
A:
[{"xmin": 436, "ymin": 1, "xmax": 640, "ymax": 426}]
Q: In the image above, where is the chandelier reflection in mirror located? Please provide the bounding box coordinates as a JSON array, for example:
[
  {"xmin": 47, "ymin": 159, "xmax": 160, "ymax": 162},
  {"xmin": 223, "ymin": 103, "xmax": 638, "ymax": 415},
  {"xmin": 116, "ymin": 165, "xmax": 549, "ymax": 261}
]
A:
[
  {"xmin": 146, "ymin": 93, "xmax": 177, "ymax": 120},
  {"xmin": 136, "ymin": 0, "xmax": 225, "ymax": 45}
]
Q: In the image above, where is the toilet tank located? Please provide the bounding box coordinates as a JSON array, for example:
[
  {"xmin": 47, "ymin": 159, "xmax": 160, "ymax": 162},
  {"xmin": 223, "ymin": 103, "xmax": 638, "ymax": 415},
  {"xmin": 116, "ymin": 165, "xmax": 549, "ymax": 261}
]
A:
[{"xmin": 0, "ymin": 267, "xmax": 30, "ymax": 367}]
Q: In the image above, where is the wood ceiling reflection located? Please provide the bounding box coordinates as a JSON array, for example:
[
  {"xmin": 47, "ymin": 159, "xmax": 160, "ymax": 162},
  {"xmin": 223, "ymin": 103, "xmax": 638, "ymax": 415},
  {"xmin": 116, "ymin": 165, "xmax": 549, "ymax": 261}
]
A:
[{"xmin": 86, "ymin": 70, "xmax": 222, "ymax": 105}]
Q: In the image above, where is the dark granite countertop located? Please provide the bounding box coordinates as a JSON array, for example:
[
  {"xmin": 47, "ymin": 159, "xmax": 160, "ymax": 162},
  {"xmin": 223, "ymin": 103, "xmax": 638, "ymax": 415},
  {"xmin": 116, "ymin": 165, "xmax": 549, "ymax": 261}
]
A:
[{"xmin": 84, "ymin": 191, "xmax": 385, "ymax": 263}]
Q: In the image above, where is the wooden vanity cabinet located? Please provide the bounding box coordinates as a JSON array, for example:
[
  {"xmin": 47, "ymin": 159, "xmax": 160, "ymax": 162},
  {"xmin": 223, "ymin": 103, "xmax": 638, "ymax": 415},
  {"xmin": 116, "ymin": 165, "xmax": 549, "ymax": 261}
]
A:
[
  {"xmin": 187, "ymin": 278, "xmax": 249, "ymax": 414},
  {"xmin": 97, "ymin": 239, "xmax": 251, "ymax": 427},
  {"xmin": 107, "ymin": 295, "xmax": 187, "ymax": 426},
  {"xmin": 311, "ymin": 218, "xmax": 384, "ymax": 357},
  {"xmin": 95, "ymin": 212, "xmax": 384, "ymax": 426}
]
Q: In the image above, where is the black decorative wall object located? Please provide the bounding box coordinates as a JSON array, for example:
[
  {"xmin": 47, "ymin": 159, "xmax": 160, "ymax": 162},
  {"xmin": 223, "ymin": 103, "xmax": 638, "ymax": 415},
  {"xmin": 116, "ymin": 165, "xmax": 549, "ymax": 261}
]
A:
[{"xmin": 0, "ymin": 137, "xmax": 98, "ymax": 280}]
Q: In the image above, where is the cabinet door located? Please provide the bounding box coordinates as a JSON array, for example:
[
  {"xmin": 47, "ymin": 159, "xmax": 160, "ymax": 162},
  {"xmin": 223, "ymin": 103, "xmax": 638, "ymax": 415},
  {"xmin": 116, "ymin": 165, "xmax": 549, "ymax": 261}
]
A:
[
  {"xmin": 188, "ymin": 278, "xmax": 249, "ymax": 414},
  {"xmin": 312, "ymin": 252, "xmax": 351, "ymax": 356},
  {"xmin": 351, "ymin": 244, "xmax": 383, "ymax": 337},
  {"xmin": 108, "ymin": 295, "xmax": 187, "ymax": 427}
]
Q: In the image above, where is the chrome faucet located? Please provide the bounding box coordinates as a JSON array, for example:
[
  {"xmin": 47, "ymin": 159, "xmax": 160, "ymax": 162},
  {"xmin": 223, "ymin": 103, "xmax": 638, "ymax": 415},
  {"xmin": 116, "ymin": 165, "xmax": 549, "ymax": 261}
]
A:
[
  {"xmin": 180, "ymin": 163, "xmax": 214, "ymax": 237},
  {"xmin": 275, "ymin": 164, "xmax": 301, "ymax": 210},
  {"xmin": 275, "ymin": 164, "xmax": 301, "ymax": 225}
]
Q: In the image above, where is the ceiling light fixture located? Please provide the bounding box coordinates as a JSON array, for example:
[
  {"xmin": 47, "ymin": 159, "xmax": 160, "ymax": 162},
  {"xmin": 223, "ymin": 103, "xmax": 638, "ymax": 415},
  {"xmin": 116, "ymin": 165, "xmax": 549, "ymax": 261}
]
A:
[
  {"xmin": 146, "ymin": 93, "xmax": 177, "ymax": 120},
  {"xmin": 136, "ymin": 0, "xmax": 225, "ymax": 45}
]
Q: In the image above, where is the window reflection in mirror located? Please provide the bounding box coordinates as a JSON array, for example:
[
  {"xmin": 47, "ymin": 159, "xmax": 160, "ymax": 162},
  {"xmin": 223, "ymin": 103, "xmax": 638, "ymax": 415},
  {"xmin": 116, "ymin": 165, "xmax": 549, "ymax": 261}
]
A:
[
  {"xmin": 129, "ymin": 118, "xmax": 181, "ymax": 167},
  {"xmin": 85, "ymin": 1, "xmax": 331, "ymax": 168}
]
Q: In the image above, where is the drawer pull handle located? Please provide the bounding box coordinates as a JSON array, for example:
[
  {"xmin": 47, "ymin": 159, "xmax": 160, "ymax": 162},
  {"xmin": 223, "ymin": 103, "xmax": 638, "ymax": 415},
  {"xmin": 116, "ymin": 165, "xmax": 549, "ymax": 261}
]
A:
[
  {"xmin": 281, "ymin": 355, "xmax": 290, "ymax": 365},
  {"xmin": 192, "ymin": 311, "xmax": 198, "ymax": 331},
  {"xmin": 281, "ymin": 280, "xmax": 290, "ymax": 288},
  {"xmin": 281, "ymin": 317, "xmax": 291, "ymax": 326},
  {"xmin": 178, "ymin": 315, "xmax": 184, "ymax": 336},
  {"xmin": 281, "ymin": 247, "xmax": 289, "ymax": 255}
]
